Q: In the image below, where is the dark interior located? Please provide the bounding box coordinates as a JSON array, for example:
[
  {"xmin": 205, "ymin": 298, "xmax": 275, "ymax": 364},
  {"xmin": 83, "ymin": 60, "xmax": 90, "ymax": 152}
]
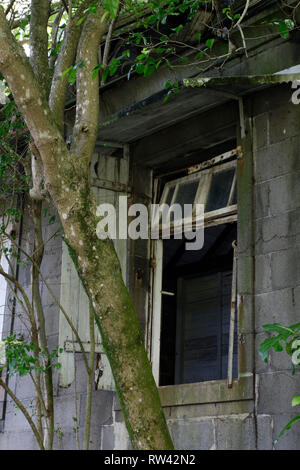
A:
[{"xmin": 159, "ymin": 222, "xmax": 238, "ymax": 386}]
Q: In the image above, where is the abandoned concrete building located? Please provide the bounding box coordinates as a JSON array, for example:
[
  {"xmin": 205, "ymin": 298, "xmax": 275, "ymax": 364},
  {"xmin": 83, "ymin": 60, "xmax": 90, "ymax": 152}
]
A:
[{"xmin": 1, "ymin": 0, "xmax": 300, "ymax": 450}]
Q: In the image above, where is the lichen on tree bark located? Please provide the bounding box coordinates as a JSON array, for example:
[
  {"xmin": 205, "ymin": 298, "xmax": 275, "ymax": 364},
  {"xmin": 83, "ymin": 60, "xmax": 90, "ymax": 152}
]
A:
[{"xmin": 0, "ymin": 2, "xmax": 173, "ymax": 450}]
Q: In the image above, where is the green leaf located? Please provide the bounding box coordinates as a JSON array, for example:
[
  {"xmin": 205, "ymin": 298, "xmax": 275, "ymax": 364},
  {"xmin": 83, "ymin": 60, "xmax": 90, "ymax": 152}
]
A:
[
  {"xmin": 259, "ymin": 336, "xmax": 284, "ymax": 362},
  {"xmin": 292, "ymin": 396, "xmax": 300, "ymax": 407},
  {"xmin": 103, "ymin": 0, "xmax": 119, "ymax": 18},
  {"xmin": 277, "ymin": 19, "xmax": 294, "ymax": 39},
  {"xmin": 76, "ymin": 15, "xmax": 86, "ymax": 26},
  {"xmin": 62, "ymin": 66, "xmax": 73, "ymax": 80},
  {"xmin": 276, "ymin": 414, "xmax": 300, "ymax": 441},
  {"xmin": 101, "ymin": 11, "xmax": 109, "ymax": 23},
  {"xmin": 263, "ymin": 323, "xmax": 294, "ymax": 339},
  {"xmin": 206, "ymin": 39, "xmax": 214, "ymax": 49},
  {"xmin": 101, "ymin": 67, "xmax": 109, "ymax": 83},
  {"xmin": 135, "ymin": 63, "xmax": 145, "ymax": 75},
  {"xmin": 92, "ymin": 64, "xmax": 102, "ymax": 80},
  {"xmin": 175, "ymin": 24, "xmax": 183, "ymax": 34},
  {"xmin": 144, "ymin": 64, "xmax": 155, "ymax": 77},
  {"xmin": 164, "ymin": 80, "xmax": 172, "ymax": 90}
]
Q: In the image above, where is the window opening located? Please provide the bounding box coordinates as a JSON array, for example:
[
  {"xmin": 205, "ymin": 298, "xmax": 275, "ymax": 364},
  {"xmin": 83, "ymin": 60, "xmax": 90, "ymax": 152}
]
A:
[{"xmin": 152, "ymin": 154, "xmax": 239, "ymax": 387}]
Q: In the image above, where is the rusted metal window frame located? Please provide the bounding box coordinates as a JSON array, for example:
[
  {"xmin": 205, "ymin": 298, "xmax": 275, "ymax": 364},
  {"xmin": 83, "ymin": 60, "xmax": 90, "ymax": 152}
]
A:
[
  {"xmin": 149, "ymin": 152, "xmax": 239, "ymax": 390},
  {"xmin": 152, "ymin": 158, "xmax": 238, "ymax": 238}
]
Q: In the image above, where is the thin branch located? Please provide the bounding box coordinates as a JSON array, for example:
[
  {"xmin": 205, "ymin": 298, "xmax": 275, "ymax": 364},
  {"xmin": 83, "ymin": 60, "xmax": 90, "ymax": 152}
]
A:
[
  {"xmin": 49, "ymin": 6, "xmax": 64, "ymax": 70},
  {"xmin": 102, "ymin": 9, "xmax": 120, "ymax": 69},
  {"xmin": 0, "ymin": 376, "xmax": 45, "ymax": 450},
  {"xmin": 49, "ymin": 1, "xmax": 89, "ymax": 132},
  {"xmin": 83, "ymin": 303, "xmax": 95, "ymax": 450},
  {"xmin": 237, "ymin": 23, "xmax": 248, "ymax": 57},
  {"xmin": 3, "ymin": 231, "xmax": 90, "ymax": 373},
  {"xmin": 233, "ymin": 0, "xmax": 250, "ymax": 29},
  {"xmin": 71, "ymin": 332, "xmax": 80, "ymax": 450},
  {"xmin": 0, "ymin": 266, "xmax": 37, "ymax": 329},
  {"xmin": 31, "ymin": 200, "xmax": 54, "ymax": 449},
  {"xmin": 5, "ymin": 0, "xmax": 16, "ymax": 16}
]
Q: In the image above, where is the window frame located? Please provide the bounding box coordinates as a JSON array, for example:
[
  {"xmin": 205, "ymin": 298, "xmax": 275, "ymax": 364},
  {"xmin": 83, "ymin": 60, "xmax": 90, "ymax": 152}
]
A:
[
  {"xmin": 153, "ymin": 159, "xmax": 238, "ymax": 237},
  {"xmin": 148, "ymin": 148, "xmax": 254, "ymax": 407}
]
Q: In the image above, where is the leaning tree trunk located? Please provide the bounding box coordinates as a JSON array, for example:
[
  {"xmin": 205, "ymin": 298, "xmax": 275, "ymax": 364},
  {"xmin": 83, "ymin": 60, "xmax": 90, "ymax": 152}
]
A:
[
  {"xmin": 0, "ymin": 3, "xmax": 174, "ymax": 450},
  {"xmin": 58, "ymin": 177, "xmax": 173, "ymax": 449}
]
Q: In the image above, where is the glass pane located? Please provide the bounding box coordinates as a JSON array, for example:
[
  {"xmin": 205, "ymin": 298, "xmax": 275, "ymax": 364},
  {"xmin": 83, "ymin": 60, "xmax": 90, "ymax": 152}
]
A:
[
  {"xmin": 205, "ymin": 168, "xmax": 235, "ymax": 213},
  {"xmin": 171, "ymin": 180, "xmax": 199, "ymax": 221},
  {"xmin": 231, "ymin": 183, "xmax": 237, "ymax": 205},
  {"xmin": 159, "ymin": 186, "xmax": 175, "ymax": 224},
  {"xmin": 165, "ymin": 185, "xmax": 175, "ymax": 206}
]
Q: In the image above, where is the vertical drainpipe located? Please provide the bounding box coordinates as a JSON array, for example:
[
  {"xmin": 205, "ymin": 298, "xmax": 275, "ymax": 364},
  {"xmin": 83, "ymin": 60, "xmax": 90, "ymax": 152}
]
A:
[{"xmin": 239, "ymin": 96, "xmax": 258, "ymax": 449}]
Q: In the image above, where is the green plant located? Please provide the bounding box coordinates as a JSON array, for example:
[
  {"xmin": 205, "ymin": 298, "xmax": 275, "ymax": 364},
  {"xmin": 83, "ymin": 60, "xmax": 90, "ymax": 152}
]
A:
[{"xmin": 259, "ymin": 322, "xmax": 300, "ymax": 441}]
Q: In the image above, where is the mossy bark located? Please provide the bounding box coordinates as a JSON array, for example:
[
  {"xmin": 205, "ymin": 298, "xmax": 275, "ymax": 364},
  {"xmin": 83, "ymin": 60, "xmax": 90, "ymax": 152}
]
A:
[
  {"xmin": 0, "ymin": 3, "xmax": 174, "ymax": 450},
  {"xmin": 57, "ymin": 178, "xmax": 173, "ymax": 450}
]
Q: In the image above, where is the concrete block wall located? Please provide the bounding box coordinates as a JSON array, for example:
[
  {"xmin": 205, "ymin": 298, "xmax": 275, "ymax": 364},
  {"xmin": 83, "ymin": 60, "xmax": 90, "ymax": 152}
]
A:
[
  {"xmin": 252, "ymin": 85, "xmax": 300, "ymax": 450},
  {"xmin": 1, "ymin": 85, "xmax": 300, "ymax": 450},
  {"xmin": 0, "ymin": 202, "xmax": 119, "ymax": 450}
]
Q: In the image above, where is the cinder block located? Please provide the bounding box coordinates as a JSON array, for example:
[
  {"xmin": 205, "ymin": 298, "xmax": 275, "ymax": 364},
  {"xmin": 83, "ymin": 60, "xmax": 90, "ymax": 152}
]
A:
[
  {"xmin": 269, "ymin": 172, "xmax": 300, "ymax": 216},
  {"xmin": 255, "ymin": 288, "xmax": 297, "ymax": 331},
  {"xmin": 257, "ymin": 414, "xmax": 273, "ymax": 450},
  {"xmin": 255, "ymin": 254, "xmax": 273, "ymax": 294},
  {"xmin": 0, "ymin": 430, "xmax": 39, "ymax": 450},
  {"xmin": 272, "ymin": 413, "xmax": 300, "ymax": 450},
  {"xmin": 254, "ymin": 212, "xmax": 297, "ymax": 256},
  {"xmin": 271, "ymin": 248, "xmax": 300, "ymax": 290},
  {"xmin": 79, "ymin": 390, "xmax": 113, "ymax": 427},
  {"xmin": 168, "ymin": 418, "xmax": 215, "ymax": 450},
  {"xmin": 253, "ymin": 113, "xmax": 269, "ymax": 150},
  {"xmin": 257, "ymin": 371, "xmax": 300, "ymax": 415},
  {"xmin": 269, "ymin": 104, "xmax": 300, "ymax": 145},
  {"xmin": 255, "ymin": 135, "xmax": 300, "ymax": 183},
  {"xmin": 254, "ymin": 182, "xmax": 270, "ymax": 220},
  {"xmin": 215, "ymin": 415, "xmax": 255, "ymax": 450},
  {"xmin": 255, "ymin": 332, "xmax": 296, "ymax": 374},
  {"xmin": 3, "ymin": 398, "xmax": 33, "ymax": 432},
  {"xmin": 101, "ymin": 424, "xmax": 115, "ymax": 450}
]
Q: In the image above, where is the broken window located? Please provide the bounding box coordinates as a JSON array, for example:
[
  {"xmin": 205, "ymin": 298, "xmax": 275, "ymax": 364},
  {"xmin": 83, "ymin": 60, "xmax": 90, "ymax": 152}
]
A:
[{"xmin": 150, "ymin": 150, "xmax": 239, "ymax": 387}]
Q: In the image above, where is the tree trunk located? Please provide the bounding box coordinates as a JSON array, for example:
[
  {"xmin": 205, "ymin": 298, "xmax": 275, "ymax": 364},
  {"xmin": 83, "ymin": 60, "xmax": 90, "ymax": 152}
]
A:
[
  {"xmin": 0, "ymin": 4, "xmax": 174, "ymax": 450},
  {"xmin": 57, "ymin": 178, "xmax": 173, "ymax": 449}
]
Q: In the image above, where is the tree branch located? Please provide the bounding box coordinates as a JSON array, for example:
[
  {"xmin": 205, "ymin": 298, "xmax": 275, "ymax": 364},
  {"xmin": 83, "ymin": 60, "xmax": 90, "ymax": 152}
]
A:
[
  {"xmin": 0, "ymin": 377, "xmax": 45, "ymax": 450},
  {"xmin": 3, "ymin": 230, "xmax": 90, "ymax": 373},
  {"xmin": 29, "ymin": 0, "xmax": 51, "ymax": 98},
  {"xmin": 5, "ymin": 0, "xmax": 16, "ymax": 16},
  {"xmin": 49, "ymin": 6, "xmax": 64, "ymax": 70},
  {"xmin": 71, "ymin": 3, "xmax": 108, "ymax": 162},
  {"xmin": 102, "ymin": 8, "xmax": 120, "ymax": 69},
  {"xmin": 49, "ymin": 0, "xmax": 92, "ymax": 132}
]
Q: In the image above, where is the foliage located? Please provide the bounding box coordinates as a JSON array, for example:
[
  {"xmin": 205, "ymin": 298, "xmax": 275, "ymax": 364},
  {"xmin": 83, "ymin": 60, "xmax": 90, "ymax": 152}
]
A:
[
  {"xmin": 259, "ymin": 323, "xmax": 300, "ymax": 441},
  {"xmin": 0, "ymin": 334, "xmax": 63, "ymax": 376},
  {"xmin": 0, "ymin": 94, "xmax": 30, "ymax": 202}
]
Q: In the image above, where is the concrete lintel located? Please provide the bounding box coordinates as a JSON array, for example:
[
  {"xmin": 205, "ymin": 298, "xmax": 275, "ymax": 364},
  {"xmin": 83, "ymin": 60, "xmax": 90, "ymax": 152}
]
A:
[{"xmin": 183, "ymin": 73, "xmax": 300, "ymax": 89}]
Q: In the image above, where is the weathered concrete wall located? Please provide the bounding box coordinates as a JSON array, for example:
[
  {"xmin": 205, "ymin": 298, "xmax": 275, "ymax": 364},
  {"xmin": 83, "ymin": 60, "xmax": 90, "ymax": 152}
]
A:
[
  {"xmin": 1, "ymin": 85, "xmax": 300, "ymax": 450},
  {"xmin": 251, "ymin": 85, "xmax": 300, "ymax": 450},
  {"xmin": 155, "ymin": 85, "xmax": 300, "ymax": 451},
  {"xmin": 0, "ymin": 201, "xmax": 122, "ymax": 450}
]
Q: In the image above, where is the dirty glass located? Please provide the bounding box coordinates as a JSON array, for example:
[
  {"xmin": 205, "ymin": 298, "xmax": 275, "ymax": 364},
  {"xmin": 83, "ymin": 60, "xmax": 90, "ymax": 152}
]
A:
[
  {"xmin": 171, "ymin": 180, "xmax": 199, "ymax": 221},
  {"xmin": 205, "ymin": 168, "xmax": 235, "ymax": 213}
]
